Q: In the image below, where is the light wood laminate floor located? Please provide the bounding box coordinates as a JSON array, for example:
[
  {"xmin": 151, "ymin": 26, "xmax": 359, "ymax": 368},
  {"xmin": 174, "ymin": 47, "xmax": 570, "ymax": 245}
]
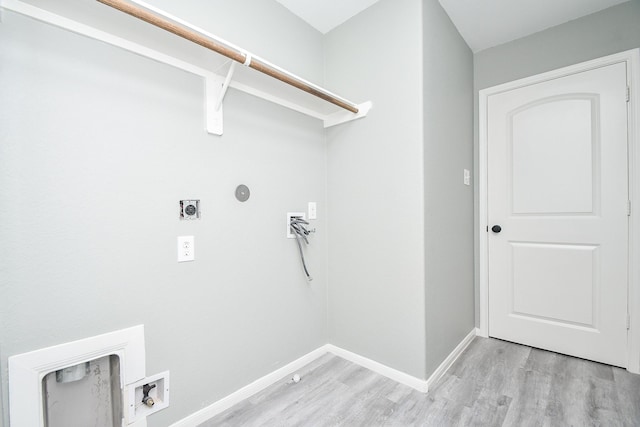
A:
[{"xmin": 199, "ymin": 337, "xmax": 640, "ymax": 426}]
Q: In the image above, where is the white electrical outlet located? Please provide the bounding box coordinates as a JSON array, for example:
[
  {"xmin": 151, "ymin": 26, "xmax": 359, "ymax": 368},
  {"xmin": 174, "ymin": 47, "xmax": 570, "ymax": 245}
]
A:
[
  {"xmin": 308, "ymin": 202, "xmax": 317, "ymax": 220},
  {"xmin": 177, "ymin": 236, "xmax": 195, "ymax": 262},
  {"xmin": 464, "ymin": 169, "xmax": 471, "ymax": 186},
  {"xmin": 287, "ymin": 212, "xmax": 306, "ymax": 238}
]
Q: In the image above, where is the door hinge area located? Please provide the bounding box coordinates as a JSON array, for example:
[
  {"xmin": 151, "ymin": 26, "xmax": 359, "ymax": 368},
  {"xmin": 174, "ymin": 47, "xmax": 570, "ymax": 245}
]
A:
[
  {"xmin": 628, "ymin": 314, "xmax": 631, "ymax": 330},
  {"xmin": 627, "ymin": 86, "xmax": 631, "ymax": 102},
  {"xmin": 628, "ymin": 200, "xmax": 632, "ymax": 216}
]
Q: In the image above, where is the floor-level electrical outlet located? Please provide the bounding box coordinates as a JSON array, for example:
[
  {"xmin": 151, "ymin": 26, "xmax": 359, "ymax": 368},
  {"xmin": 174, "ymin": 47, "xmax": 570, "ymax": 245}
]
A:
[
  {"xmin": 177, "ymin": 236, "xmax": 195, "ymax": 262},
  {"xmin": 287, "ymin": 212, "xmax": 306, "ymax": 238},
  {"xmin": 127, "ymin": 371, "xmax": 170, "ymax": 423}
]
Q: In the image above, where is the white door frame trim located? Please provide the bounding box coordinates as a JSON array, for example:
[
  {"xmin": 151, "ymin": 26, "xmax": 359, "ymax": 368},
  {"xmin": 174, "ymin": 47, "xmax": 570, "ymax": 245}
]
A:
[{"xmin": 478, "ymin": 48, "xmax": 640, "ymax": 373}]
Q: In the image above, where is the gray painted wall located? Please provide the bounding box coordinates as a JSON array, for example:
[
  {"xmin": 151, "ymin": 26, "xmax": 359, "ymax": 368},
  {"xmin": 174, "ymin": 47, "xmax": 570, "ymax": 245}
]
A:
[
  {"xmin": 324, "ymin": 0, "xmax": 474, "ymax": 380},
  {"xmin": 324, "ymin": 0, "xmax": 427, "ymax": 379},
  {"xmin": 473, "ymin": 0, "xmax": 640, "ymax": 326},
  {"xmin": 475, "ymin": 1, "xmax": 640, "ymax": 91},
  {"xmin": 133, "ymin": 0, "xmax": 325, "ymax": 82},
  {"xmin": 2, "ymin": 0, "xmax": 478, "ymax": 425},
  {"xmin": 0, "ymin": 1, "xmax": 327, "ymax": 425},
  {"xmin": 422, "ymin": 1, "xmax": 475, "ymax": 377}
]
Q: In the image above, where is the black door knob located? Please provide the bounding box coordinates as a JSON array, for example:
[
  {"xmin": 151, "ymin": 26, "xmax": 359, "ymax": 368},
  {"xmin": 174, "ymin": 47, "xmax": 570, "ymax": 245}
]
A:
[{"xmin": 491, "ymin": 225, "xmax": 502, "ymax": 233}]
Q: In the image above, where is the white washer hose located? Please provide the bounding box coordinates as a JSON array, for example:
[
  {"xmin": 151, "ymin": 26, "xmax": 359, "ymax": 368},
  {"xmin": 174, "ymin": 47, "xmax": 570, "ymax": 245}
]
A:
[{"xmin": 289, "ymin": 217, "xmax": 314, "ymax": 281}]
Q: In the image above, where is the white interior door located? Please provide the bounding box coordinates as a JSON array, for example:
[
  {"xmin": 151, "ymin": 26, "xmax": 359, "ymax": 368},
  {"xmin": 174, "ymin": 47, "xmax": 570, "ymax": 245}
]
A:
[{"xmin": 487, "ymin": 62, "xmax": 629, "ymax": 367}]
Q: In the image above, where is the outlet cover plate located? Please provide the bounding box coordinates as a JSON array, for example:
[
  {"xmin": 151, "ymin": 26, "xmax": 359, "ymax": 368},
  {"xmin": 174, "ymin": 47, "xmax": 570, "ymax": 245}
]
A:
[{"xmin": 177, "ymin": 236, "xmax": 195, "ymax": 262}]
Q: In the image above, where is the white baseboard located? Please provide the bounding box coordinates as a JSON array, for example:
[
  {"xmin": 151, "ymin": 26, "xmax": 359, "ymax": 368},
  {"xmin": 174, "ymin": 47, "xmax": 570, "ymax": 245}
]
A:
[
  {"xmin": 325, "ymin": 344, "xmax": 429, "ymax": 393},
  {"xmin": 425, "ymin": 328, "xmax": 477, "ymax": 390},
  {"xmin": 476, "ymin": 325, "xmax": 488, "ymax": 338},
  {"xmin": 168, "ymin": 345, "xmax": 329, "ymax": 427},
  {"xmin": 170, "ymin": 330, "xmax": 478, "ymax": 426}
]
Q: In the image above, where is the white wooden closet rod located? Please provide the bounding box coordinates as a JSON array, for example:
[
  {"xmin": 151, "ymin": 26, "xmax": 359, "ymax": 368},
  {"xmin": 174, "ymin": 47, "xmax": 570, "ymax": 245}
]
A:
[{"xmin": 96, "ymin": 0, "xmax": 360, "ymax": 114}]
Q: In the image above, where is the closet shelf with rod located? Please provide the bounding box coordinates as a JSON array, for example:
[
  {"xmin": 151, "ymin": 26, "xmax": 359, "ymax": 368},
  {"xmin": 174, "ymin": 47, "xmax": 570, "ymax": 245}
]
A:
[{"xmin": 1, "ymin": 0, "xmax": 372, "ymax": 135}]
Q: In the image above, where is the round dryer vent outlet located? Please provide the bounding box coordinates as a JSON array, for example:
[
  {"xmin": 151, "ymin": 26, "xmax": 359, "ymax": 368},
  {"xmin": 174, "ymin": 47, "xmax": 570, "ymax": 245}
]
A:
[{"xmin": 235, "ymin": 185, "xmax": 250, "ymax": 202}]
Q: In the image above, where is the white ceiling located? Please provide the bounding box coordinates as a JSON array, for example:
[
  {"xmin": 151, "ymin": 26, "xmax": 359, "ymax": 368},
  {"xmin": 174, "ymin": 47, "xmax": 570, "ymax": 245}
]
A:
[
  {"xmin": 438, "ymin": 0, "xmax": 631, "ymax": 52},
  {"xmin": 276, "ymin": 0, "xmax": 630, "ymax": 52},
  {"xmin": 274, "ymin": 0, "xmax": 383, "ymax": 34}
]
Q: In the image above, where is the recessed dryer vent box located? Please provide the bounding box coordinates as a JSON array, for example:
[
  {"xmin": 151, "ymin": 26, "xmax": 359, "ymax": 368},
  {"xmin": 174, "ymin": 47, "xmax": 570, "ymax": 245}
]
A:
[{"xmin": 127, "ymin": 371, "xmax": 170, "ymax": 423}]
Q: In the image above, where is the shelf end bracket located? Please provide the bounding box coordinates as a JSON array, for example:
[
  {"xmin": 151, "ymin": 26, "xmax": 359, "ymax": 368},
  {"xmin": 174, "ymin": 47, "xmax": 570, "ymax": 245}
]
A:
[
  {"xmin": 215, "ymin": 61, "xmax": 236, "ymax": 111},
  {"xmin": 205, "ymin": 75, "xmax": 224, "ymax": 136},
  {"xmin": 206, "ymin": 62, "xmax": 237, "ymax": 136},
  {"xmin": 323, "ymin": 101, "xmax": 373, "ymax": 128}
]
